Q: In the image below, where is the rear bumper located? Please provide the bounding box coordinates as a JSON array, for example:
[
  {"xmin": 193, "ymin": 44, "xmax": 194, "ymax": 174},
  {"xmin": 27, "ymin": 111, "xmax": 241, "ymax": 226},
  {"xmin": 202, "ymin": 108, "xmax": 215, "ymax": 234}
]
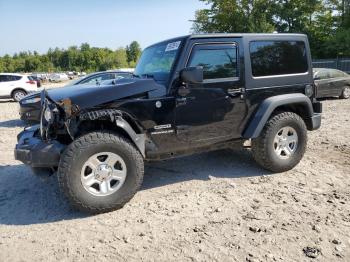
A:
[{"xmin": 14, "ymin": 126, "xmax": 65, "ymax": 168}]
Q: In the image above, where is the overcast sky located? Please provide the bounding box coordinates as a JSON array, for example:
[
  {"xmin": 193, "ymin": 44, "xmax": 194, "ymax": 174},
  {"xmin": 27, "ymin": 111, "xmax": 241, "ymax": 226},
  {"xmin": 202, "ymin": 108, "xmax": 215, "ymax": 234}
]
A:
[{"xmin": 0, "ymin": 0, "xmax": 207, "ymax": 55}]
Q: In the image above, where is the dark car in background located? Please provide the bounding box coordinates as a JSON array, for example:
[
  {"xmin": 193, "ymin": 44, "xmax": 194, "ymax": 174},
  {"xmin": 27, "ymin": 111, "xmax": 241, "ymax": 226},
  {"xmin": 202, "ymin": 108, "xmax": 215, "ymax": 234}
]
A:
[
  {"xmin": 20, "ymin": 70, "xmax": 133, "ymax": 122},
  {"xmin": 68, "ymin": 70, "xmax": 133, "ymax": 86},
  {"xmin": 313, "ymin": 68, "xmax": 350, "ymax": 99}
]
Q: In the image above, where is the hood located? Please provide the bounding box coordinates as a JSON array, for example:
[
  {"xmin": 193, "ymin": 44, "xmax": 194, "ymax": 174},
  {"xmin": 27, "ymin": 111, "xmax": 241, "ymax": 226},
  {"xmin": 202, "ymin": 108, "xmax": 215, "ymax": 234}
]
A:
[{"xmin": 46, "ymin": 78, "xmax": 166, "ymax": 109}]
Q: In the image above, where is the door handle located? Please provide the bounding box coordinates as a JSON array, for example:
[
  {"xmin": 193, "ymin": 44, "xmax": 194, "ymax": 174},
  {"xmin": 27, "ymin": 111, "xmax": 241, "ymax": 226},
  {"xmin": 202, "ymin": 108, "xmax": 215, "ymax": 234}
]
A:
[
  {"xmin": 176, "ymin": 96, "xmax": 195, "ymax": 102},
  {"xmin": 176, "ymin": 97, "xmax": 187, "ymax": 102}
]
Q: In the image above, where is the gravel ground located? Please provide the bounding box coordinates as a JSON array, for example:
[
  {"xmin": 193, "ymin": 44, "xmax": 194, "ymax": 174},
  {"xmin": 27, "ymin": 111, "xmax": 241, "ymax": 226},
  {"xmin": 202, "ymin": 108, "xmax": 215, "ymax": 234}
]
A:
[{"xmin": 0, "ymin": 96, "xmax": 349, "ymax": 262}]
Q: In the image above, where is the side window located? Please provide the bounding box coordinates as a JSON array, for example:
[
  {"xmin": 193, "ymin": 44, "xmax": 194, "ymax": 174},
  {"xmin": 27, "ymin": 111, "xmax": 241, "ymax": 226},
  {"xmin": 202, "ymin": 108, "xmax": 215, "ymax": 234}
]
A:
[
  {"xmin": 330, "ymin": 70, "xmax": 344, "ymax": 78},
  {"xmin": 188, "ymin": 44, "xmax": 238, "ymax": 81},
  {"xmin": 116, "ymin": 73, "xmax": 132, "ymax": 79},
  {"xmin": 80, "ymin": 74, "xmax": 114, "ymax": 84},
  {"xmin": 1, "ymin": 75, "xmax": 14, "ymax": 82},
  {"xmin": 0, "ymin": 75, "xmax": 5, "ymax": 82},
  {"xmin": 250, "ymin": 41, "xmax": 308, "ymax": 77},
  {"xmin": 11, "ymin": 75, "xmax": 22, "ymax": 81},
  {"xmin": 98, "ymin": 73, "xmax": 114, "ymax": 81},
  {"xmin": 316, "ymin": 70, "xmax": 330, "ymax": 80}
]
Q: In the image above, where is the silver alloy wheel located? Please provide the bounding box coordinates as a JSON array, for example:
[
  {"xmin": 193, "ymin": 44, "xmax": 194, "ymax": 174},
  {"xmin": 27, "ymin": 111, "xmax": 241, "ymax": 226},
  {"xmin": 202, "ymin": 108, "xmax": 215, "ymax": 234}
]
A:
[
  {"xmin": 81, "ymin": 152, "xmax": 127, "ymax": 196},
  {"xmin": 273, "ymin": 126, "xmax": 298, "ymax": 159},
  {"xmin": 14, "ymin": 91, "xmax": 26, "ymax": 101},
  {"xmin": 343, "ymin": 87, "xmax": 350, "ymax": 98}
]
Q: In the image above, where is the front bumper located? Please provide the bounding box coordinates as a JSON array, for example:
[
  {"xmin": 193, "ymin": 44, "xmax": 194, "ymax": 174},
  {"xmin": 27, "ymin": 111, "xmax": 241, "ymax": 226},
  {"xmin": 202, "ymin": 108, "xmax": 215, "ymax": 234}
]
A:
[{"xmin": 14, "ymin": 126, "xmax": 65, "ymax": 168}]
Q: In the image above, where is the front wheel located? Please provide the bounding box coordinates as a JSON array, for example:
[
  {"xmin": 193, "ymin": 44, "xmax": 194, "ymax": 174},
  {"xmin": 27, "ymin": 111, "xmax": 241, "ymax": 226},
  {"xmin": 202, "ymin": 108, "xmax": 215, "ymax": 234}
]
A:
[
  {"xmin": 251, "ymin": 112, "xmax": 307, "ymax": 173},
  {"xmin": 340, "ymin": 86, "xmax": 350, "ymax": 99},
  {"xmin": 57, "ymin": 132, "xmax": 144, "ymax": 214}
]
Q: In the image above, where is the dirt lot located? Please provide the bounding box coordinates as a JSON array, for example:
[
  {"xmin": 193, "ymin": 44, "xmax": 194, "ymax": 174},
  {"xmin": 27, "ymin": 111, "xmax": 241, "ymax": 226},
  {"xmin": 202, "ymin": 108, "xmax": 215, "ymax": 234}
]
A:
[{"xmin": 0, "ymin": 96, "xmax": 349, "ymax": 262}]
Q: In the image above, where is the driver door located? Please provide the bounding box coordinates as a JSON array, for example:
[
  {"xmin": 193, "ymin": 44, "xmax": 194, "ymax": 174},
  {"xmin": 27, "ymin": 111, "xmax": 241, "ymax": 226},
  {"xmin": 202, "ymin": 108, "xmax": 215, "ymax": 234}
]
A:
[{"xmin": 175, "ymin": 41, "xmax": 246, "ymax": 144}]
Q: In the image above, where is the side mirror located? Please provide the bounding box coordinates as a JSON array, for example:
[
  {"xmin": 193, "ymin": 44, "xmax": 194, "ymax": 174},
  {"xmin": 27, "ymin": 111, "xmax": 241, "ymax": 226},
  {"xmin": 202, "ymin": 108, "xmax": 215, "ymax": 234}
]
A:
[{"xmin": 180, "ymin": 66, "xmax": 203, "ymax": 84}]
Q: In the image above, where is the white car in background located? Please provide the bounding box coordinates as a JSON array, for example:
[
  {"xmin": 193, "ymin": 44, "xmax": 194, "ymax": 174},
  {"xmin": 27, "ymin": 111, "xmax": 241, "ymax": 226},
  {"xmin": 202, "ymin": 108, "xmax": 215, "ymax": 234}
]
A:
[
  {"xmin": 48, "ymin": 73, "xmax": 69, "ymax": 82},
  {"xmin": 0, "ymin": 73, "xmax": 40, "ymax": 102}
]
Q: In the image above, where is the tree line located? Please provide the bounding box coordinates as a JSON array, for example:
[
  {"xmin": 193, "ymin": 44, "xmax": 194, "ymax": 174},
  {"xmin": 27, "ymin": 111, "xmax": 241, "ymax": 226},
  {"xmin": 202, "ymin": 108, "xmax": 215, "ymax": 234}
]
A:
[
  {"xmin": 1, "ymin": 0, "xmax": 349, "ymax": 73},
  {"xmin": 0, "ymin": 41, "xmax": 142, "ymax": 73},
  {"xmin": 192, "ymin": 0, "xmax": 350, "ymax": 58}
]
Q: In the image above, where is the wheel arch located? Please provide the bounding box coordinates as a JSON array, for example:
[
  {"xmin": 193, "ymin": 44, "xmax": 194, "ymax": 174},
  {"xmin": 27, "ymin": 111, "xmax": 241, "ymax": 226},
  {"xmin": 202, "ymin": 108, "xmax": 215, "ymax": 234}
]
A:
[
  {"xmin": 75, "ymin": 110, "xmax": 146, "ymax": 157},
  {"xmin": 340, "ymin": 84, "xmax": 350, "ymax": 98},
  {"xmin": 11, "ymin": 88, "xmax": 27, "ymax": 98},
  {"xmin": 243, "ymin": 93, "xmax": 314, "ymax": 139}
]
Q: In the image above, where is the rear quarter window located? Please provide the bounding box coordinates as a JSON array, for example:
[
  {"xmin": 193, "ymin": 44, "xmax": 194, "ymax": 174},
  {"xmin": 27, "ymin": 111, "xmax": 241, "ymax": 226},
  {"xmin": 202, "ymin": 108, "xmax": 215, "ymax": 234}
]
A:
[
  {"xmin": 250, "ymin": 41, "xmax": 308, "ymax": 77},
  {"xmin": 330, "ymin": 70, "xmax": 345, "ymax": 78}
]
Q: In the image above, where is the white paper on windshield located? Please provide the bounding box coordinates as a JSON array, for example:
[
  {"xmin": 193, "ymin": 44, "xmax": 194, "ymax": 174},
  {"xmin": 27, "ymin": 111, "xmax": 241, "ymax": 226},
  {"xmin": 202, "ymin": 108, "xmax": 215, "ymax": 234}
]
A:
[{"xmin": 165, "ymin": 41, "xmax": 181, "ymax": 52}]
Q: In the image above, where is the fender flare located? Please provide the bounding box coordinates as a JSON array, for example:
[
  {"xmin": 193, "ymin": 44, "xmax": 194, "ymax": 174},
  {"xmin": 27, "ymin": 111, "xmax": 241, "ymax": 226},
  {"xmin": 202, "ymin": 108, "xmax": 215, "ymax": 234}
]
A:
[
  {"xmin": 115, "ymin": 116, "xmax": 146, "ymax": 158},
  {"xmin": 77, "ymin": 109, "xmax": 146, "ymax": 157},
  {"xmin": 243, "ymin": 93, "xmax": 313, "ymax": 139}
]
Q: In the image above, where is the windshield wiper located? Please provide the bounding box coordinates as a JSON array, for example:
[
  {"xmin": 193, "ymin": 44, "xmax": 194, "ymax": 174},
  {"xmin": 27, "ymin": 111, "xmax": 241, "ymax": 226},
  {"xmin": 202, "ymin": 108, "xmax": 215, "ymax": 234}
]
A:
[{"xmin": 132, "ymin": 74, "xmax": 141, "ymax": 78}]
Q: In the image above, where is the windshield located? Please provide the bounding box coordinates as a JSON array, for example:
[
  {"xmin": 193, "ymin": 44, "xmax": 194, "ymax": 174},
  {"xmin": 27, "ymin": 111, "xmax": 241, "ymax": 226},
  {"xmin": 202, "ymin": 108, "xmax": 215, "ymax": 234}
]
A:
[{"xmin": 134, "ymin": 40, "xmax": 182, "ymax": 82}]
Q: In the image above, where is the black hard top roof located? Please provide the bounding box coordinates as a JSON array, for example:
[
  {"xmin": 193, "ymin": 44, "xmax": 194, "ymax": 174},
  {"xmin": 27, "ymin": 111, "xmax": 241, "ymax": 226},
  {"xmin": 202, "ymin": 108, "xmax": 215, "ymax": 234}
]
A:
[
  {"xmin": 189, "ymin": 33, "xmax": 307, "ymax": 39},
  {"xmin": 147, "ymin": 33, "xmax": 308, "ymax": 49}
]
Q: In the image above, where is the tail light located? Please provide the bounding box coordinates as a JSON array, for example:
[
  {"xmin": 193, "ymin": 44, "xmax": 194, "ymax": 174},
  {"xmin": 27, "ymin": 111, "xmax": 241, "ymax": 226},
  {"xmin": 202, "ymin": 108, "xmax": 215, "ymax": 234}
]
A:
[
  {"xmin": 26, "ymin": 80, "xmax": 36, "ymax": 85},
  {"xmin": 305, "ymin": 84, "xmax": 313, "ymax": 97}
]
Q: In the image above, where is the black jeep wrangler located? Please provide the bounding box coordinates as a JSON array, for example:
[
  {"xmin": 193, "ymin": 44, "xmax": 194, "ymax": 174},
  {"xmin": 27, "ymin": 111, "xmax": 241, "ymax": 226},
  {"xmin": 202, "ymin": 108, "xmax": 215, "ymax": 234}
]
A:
[{"xmin": 15, "ymin": 34, "xmax": 322, "ymax": 213}]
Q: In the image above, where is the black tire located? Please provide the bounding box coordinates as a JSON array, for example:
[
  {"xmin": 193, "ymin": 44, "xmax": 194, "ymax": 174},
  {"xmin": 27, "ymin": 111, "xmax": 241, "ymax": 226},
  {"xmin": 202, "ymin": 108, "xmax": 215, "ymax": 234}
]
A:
[
  {"xmin": 57, "ymin": 131, "xmax": 144, "ymax": 214},
  {"xmin": 251, "ymin": 112, "xmax": 307, "ymax": 173},
  {"xmin": 340, "ymin": 86, "xmax": 350, "ymax": 99},
  {"xmin": 12, "ymin": 89, "xmax": 27, "ymax": 102}
]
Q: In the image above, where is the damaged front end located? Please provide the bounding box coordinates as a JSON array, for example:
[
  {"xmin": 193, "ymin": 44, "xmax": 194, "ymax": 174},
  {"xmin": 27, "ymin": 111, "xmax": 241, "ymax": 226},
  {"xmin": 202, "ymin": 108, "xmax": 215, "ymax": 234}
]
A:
[
  {"xmin": 14, "ymin": 90, "xmax": 67, "ymax": 168},
  {"xmin": 15, "ymin": 89, "xmax": 147, "ymax": 169}
]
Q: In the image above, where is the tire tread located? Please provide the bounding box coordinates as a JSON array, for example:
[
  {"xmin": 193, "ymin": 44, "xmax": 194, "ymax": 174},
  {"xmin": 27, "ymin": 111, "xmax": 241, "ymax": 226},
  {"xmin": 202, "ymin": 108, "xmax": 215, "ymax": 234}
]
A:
[{"xmin": 251, "ymin": 112, "xmax": 307, "ymax": 172}]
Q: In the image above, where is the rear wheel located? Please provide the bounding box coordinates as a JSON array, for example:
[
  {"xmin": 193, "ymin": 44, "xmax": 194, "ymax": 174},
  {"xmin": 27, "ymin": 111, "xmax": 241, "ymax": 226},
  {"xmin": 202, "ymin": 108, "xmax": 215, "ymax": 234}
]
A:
[
  {"xmin": 57, "ymin": 131, "xmax": 144, "ymax": 214},
  {"xmin": 12, "ymin": 89, "xmax": 27, "ymax": 102},
  {"xmin": 251, "ymin": 112, "xmax": 307, "ymax": 173},
  {"xmin": 340, "ymin": 86, "xmax": 350, "ymax": 99}
]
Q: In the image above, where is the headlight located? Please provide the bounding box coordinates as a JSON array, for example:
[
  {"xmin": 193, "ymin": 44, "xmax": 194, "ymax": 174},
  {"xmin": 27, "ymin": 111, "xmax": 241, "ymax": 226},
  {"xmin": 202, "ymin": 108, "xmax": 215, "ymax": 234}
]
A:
[
  {"xmin": 21, "ymin": 97, "xmax": 41, "ymax": 104},
  {"xmin": 44, "ymin": 107, "xmax": 53, "ymax": 122}
]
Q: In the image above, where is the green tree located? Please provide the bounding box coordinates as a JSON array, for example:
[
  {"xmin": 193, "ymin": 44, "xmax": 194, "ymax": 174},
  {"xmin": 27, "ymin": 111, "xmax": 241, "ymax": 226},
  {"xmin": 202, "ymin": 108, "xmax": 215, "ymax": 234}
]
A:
[
  {"xmin": 0, "ymin": 44, "xmax": 131, "ymax": 73},
  {"xmin": 192, "ymin": 0, "xmax": 343, "ymax": 58},
  {"xmin": 192, "ymin": 0, "xmax": 275, "ymax": 33},
  {"xmin": 126, "ymin": 41, "xmax": 142, "ymax": 65},
  {"xmin": 114, "ymin": 48, "xmax": 129, "ymax": 68},
  {"xmin": 324, "ymin": 28, "xmax": 350, "ymax": 57}
]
